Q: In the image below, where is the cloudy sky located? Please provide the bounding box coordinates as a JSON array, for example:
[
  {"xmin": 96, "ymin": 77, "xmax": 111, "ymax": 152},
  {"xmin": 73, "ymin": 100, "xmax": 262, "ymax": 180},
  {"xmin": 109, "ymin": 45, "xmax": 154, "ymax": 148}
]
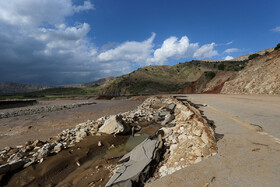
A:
[{"xmin": 0, "ymin": 0, "xmax": 279, "ymax": 85}]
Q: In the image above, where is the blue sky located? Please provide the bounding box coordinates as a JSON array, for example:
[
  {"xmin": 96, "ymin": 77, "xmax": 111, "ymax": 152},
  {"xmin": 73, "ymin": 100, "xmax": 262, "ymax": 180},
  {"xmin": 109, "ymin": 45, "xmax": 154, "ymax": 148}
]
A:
[{"xmin": 0, "ymin": 0, "xmax": 279, "ymax": 85}]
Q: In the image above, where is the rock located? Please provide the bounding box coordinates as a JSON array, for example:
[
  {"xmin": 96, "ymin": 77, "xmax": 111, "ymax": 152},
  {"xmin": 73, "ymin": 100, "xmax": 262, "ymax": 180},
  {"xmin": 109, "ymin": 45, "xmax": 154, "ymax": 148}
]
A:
[
  {"xmin": 161, "ymin": 114, "xmax": 175, "ymax": 125},
  {"xmin": 168, "ymin": 103, "xmax": 176, "ymax": 113},
  {"xmin": 37, "ymin": 148, "xmax": 49, "ymax": 159},
  {"xmin": 161, "ymin": 127, "xmax": 173, "ymax": 137},
  {"xmin": 32, "ymin": 139, "xmax": 44, "ymax": 147},
  {"xmin": 25, "ymin": 141, "xmax": 32, "ymax": 146},
  {"xmin": 99, "ymin": 115, "xmax": 130, "ymax": 135},
  {"xmin": 76, "ymin": 131, "xmax": 87, "ymax": 141},
  {"xmin": 194, "ymin": 149, "xmax": 202, "ymax": 157},
  {"xmin": 178, "ymin": 134, "xmax": 188, "ymax": 143},
  {"xmin": 0, "ymin": 160, "xmax": 25, "ymax": 175},
  {"xmin": 106, "ymin": 134, "xmax": 163, "ymax": 187},
  {"xmin": 7, "ymin": 148, "xmax": 19, "ymax": 156},
  {"xmin": 201, "ymin": 131, "xmax": 209, "ymax": 144},
  {"xmin": 158, "ymin": 111, "xmax": 169, "ymax": 117},
  {"xmin": 25, "ymin": 145, "xmax": 34, "ymax": 152},
  {"xmin": 53, "ymin": 143, "xmax": 63, "ymax": 153},
  {"xmin": 98, "ymin": 141, "xmax": 102, "ymax": 147}
]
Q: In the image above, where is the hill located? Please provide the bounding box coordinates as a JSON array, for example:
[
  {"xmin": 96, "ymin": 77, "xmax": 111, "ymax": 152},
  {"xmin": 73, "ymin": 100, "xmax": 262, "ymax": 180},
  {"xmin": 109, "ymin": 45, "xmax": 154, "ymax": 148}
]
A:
[
  {"xmin": 0, "ymin": 82, "xmax": 44, "ymax": 95},
  {"xmin": 99, "ymin": 60, "xmax": 247, "ymax": 96}
]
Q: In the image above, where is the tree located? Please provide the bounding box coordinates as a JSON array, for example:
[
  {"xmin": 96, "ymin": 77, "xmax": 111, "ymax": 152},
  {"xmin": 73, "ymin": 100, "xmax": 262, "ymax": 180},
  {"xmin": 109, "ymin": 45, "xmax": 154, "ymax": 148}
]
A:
[{"xmin": 275, "ymin": 43, "xmax": 280, "ymax": 50}]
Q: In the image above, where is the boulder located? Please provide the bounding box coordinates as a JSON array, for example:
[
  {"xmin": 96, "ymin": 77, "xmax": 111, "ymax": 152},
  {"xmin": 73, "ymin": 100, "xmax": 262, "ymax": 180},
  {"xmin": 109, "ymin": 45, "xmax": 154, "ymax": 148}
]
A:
[
  {"xmin": 99, "ymin": 115, "xmax": 130, "ymax": 135},
  {"xmin": 53, "ymin": 143, "xmax": 63, "ymax": 153}
]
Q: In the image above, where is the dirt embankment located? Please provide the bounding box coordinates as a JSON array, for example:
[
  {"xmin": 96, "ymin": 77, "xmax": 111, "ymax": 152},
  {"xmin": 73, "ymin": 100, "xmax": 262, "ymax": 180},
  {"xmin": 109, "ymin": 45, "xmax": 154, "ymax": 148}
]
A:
[
  {"xmin": 202, "ymin": 71, "xmax": 236, "ymax": 93},
  {"xmin": 221, "ymin": 49, "xmax": 280, "ymax": 95}
]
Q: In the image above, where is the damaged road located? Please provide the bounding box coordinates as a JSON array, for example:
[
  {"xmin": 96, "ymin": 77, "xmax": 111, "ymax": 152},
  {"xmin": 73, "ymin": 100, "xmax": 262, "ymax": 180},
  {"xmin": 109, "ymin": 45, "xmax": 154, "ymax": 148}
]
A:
[{"xmin": 147, "ymin": 94, "xmax": 280, "ymax": 187}]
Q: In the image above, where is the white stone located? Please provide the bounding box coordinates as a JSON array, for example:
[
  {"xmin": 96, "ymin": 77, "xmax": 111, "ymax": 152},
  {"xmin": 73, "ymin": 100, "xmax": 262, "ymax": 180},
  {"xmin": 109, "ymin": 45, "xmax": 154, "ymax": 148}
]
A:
[
  {"xmin": 98, "ymin": 115, "xmax": 125, "ymax": 134},
  {"xmin": 201, "ymin": 131, "xmax": 209, "ymax": 144}
]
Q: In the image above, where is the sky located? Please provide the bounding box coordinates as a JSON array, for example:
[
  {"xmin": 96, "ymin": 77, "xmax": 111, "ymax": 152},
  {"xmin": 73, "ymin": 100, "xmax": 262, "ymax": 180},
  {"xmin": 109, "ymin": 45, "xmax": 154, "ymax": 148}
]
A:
[{"xmin": 0, "ymin": 0, "xmax": 279, "ymax": 86}]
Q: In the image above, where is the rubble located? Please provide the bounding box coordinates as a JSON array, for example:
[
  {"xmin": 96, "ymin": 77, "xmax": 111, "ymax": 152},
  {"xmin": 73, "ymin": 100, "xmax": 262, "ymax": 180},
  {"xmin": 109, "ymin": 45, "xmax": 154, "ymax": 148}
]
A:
[
  {"xmin": 106, "ymin": 132, "xmax": 163, "ymax": 187},
  {"xmin": 0, "ymin": 96, "xmax": 217, "ymax": 185}
]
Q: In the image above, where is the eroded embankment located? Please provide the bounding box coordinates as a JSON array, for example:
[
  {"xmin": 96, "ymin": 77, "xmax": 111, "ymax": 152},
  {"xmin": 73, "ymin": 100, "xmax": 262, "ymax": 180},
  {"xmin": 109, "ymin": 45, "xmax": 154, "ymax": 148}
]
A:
[{"xmin": 0, "ymin": 96, "xmax": 217, "ymax": 186}]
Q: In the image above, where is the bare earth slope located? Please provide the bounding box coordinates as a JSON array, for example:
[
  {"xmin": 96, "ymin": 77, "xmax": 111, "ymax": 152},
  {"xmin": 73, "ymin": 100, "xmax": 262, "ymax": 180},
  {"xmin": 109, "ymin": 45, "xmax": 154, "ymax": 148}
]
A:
[{"xmin": 221, "ymin": 49, "xmax": 280, "ymax": 95}]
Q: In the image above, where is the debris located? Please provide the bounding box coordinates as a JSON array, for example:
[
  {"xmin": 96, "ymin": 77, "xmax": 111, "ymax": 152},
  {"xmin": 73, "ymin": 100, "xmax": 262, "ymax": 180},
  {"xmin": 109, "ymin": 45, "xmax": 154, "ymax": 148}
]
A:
[
  {"xmin": 98, "ymin": 141, "xmax": 102, "ymax": 147},
  {"xmin": 106, "ymin": 131, "xmax": 163, "ymax": 187}
]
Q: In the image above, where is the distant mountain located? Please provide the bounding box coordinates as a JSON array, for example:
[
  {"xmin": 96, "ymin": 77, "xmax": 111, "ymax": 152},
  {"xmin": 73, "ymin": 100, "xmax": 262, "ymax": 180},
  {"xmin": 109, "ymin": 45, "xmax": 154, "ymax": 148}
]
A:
[{"xmin": 0, "ymin": 82, "xmax": 43, "ymax": 95}]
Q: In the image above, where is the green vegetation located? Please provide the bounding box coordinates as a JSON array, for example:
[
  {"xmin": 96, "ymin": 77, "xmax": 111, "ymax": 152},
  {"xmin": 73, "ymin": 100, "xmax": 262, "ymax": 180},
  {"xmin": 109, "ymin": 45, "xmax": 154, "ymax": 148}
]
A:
[
  {"xmin": 218, "ymin": 63, "xmax": 225, "ymax": 70},
  {"xmin": 204, "ymin": 71, "xmax": 216, "ymax": 79},
  {"xmin": 248, "ymin": 53, "xmax": 260, "ymax": 60},
  {"xmin": 275, "ymin": 43, "xmax": 280, "ymax": 50}
]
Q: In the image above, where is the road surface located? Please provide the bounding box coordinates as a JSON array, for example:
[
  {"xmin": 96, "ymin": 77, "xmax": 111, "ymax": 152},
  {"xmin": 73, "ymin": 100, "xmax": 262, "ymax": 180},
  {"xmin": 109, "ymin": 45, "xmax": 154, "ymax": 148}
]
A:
[{"xmin": 148, "ymin": 94, "xmax": 280, "ymax": 187}]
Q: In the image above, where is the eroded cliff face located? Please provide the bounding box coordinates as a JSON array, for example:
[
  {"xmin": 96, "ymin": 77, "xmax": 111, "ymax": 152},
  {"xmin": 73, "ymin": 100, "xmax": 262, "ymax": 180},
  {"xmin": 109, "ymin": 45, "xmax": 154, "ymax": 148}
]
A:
[{"xmin": 221, "ymin": 50, "xmax": 280, "ymax": 95}]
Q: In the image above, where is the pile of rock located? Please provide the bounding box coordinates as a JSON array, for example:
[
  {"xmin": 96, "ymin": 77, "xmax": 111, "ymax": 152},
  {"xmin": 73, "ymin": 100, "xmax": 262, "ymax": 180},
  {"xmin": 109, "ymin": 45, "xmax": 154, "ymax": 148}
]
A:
[
  {"xmin": 156, "ymin": 97, "xmax": 217, "ymax": 177},
  {"xmin": 0, "ymin": 101, "xmax": 96, "ymax": 119}
]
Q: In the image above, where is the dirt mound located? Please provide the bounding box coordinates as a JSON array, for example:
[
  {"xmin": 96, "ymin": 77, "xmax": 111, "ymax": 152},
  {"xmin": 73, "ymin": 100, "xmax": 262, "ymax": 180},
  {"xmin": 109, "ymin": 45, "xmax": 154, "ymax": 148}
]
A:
[
  {"xmin": 203, "ymin": 71, "xmax": 236, "ymax": 93},
  {"xmin": 221, "ymin": 49, "xmax": 280, "ymax": 95}
]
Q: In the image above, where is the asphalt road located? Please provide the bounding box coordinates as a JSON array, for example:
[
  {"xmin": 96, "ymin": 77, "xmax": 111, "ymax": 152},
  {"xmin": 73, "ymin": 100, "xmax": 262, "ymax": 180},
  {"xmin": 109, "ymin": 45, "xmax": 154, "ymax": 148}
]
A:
[{"xmin": 148, "ymin": 94, "xmax": 280, "ymax": 187}]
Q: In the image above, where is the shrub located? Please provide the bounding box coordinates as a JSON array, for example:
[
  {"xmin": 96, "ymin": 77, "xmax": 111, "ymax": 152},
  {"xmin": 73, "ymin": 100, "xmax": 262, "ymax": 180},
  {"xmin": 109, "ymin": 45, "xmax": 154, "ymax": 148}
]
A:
[
  {"xmin": 248, "ymin": 53, "xmax": 260, "ymax": 60},
  {"xmin": 218, "ymin": 63, "xmax": 225, "ymax": 70},
  {"xmin": 275, "ymin": 43, "xmax": 280, "ymax": 50},
  {"xmin": 204, "ymin": 71, "xmax": 216, "ymax": 79}
]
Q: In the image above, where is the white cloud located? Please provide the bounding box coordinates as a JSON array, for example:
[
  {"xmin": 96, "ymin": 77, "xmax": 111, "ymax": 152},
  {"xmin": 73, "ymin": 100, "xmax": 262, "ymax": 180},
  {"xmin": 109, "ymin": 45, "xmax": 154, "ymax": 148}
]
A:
[
  {"xmin": 224, "ymin": 56, "xmax": 234, "ymax": 60},
  {"xmin": 73, "ymin": 1, "xmax": 94, "ymax": 12},
  {"xmin": 98, "ymin": 33, "xmax": 155, "ymax": 66},
  {"xmin": 148, "ymin": 36, "xmax": 199, "ymax": 64},
  {"xmin": 224, "ymin": 48, "xmax": 239, "ymax": 54},
  {"xmin": 0, "ymin": 0, "xmax": 71, "ymax": 26},
  {"xmin": 272, "ymin": 26, "xmax": 280, "ymax": 32},
  {"xmin": 193, "ymin": 43, "xmax": 218, "ymax": 59},
  {"xmin": 226, "ymin": 41, "xmax": 233, "ymax": 45}
]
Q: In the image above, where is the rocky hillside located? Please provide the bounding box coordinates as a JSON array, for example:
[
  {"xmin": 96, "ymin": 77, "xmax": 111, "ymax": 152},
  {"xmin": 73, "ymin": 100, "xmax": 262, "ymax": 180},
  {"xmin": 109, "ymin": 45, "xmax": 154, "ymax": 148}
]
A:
[
  {"xmin": 99, "ymin": 60, "xmax": 247, "ymax": 96},
  {"xmin": 0, "ymin": 82, "xmax": 44, "ymax": 95},
  {"xmin": 221, "ymin": 48, "xmax": 280, "ymax": 95}
]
